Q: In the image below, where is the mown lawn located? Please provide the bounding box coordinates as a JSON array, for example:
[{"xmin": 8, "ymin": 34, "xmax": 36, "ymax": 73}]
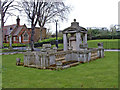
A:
[
  {"xmin": 87, "ymin": 39, "xmax": 120, "ymax": 49},
  {"xmin": 2, "ymin": 51, "xmax": 118, "ymax": 88},
  {"xmin": 50, "ymin": 39, "xmax": 119, "ymax": 49}
]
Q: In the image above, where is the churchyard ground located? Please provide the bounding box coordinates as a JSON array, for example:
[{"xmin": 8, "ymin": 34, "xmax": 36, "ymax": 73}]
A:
[{"xmin": 2, "ymin": 51, "xmax": 118, "ymax": 88}]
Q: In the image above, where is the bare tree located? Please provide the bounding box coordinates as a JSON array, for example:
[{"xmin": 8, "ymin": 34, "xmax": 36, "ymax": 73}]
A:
[
  {"xmin": 20, "ymin": 0, "xmax": 41, "ymax": 51},
  {"xmin": 0, "ymin": 0, "xmax": 22, "ymax": 48},
  {"xmin": 38, "ymin": 2, "xmax": 70, "ymax": 40},
  {"xmin": 20, "ymin": 0, "xmax": 71, "ymax": 50},
  {"xmin": 110, "ymin": 24, "xmax": 117, "ymax": 39},
  {"xmin": 0, "ymin": 0, "xmax": 15, "ymax": 48}
]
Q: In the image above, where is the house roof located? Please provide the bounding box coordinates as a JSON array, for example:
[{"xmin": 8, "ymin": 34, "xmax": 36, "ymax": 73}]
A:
[
  {"xmin": 13, "ymin": 26, "xmax": 24, "ymax": 35},
  {"xmin": 3, "ymin": 24, "xmax": 17, "ymax": 36},
  {"xmin": 3, "ymin": 24, "xmax": 25, "ymax": 36}
]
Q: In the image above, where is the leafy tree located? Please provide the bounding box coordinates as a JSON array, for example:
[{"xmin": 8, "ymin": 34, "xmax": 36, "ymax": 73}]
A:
[{"xmin": 110, "ymin": 24, "xmax": 117, "ymax": 39}]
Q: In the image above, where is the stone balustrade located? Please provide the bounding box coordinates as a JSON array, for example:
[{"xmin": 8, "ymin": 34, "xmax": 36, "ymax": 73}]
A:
[{"xmin": 23, "ymin": 47, "xmax": 104, "ymax": 70}]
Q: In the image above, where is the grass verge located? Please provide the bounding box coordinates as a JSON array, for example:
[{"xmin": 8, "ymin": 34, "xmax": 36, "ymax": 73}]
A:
[{"xmin": 2, "ymin": 51, "xmax": 118, "ymax": 88}]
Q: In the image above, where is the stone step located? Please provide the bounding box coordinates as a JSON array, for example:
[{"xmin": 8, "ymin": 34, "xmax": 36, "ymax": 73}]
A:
[
  {"xmin": 16, "ymin": 62, "xmax": 24, "ymax": 66},
  {"xmin": 28, "ymin": 65, "xmax": 36, "ymax": 68},
  {"xmin": 61, "ymin": 62, "xmax": 79, "ymax": 69},
  {"xmin": 91, "ymin": 53, "xmax": 98, "ymax": 56},
  {"xmin": 91, "ymin": 56, "xmax": 98, "ymax": 60},
  {"xmin": 62, "ymin": 60, "xmax": 67, "ymax": 63},
  {"xmin": 56, "ymin": 57, "xmax": 65, "ymax": 61},
  {"xmin": 62, "ymin": 65, "xmax": 70, "ymax": 69},
  {"xmin": 69, "ymin": 62, "xmax": 79, "ymax": 67},
  {"xmin": 47, "ymin": 66, "xmax": 56, "ymax": 70}
]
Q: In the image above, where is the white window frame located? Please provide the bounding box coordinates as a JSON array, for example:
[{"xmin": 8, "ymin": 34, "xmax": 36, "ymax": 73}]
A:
[{"xmin": 23, "ymin": 31, "xmax": 29, "ymax": 41}]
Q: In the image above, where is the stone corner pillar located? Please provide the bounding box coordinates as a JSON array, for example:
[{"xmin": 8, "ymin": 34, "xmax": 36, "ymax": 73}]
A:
[
  {"xmin": 83, "ymin": 33, "xmax": 88, "ymax": 48},
  {"xmin": 9, "ymin": 35, "xmax": 13, "ymax": 49},
  {"xmin": 76, "ymin": 32, "xmax": 82, "ymax": 50},
  {"xmin": 63, "ymin": 34, "xmax": 68, "ymax": 51}
]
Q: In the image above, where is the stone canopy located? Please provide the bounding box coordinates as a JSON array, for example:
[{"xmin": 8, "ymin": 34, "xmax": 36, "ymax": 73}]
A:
[
  {"xmin": 62, "ymin": 19, "xmax": 87, "ymax": 34},
  {"xmin": 62, "ymin": 19, "xmax": 88, "ymax": 51}
]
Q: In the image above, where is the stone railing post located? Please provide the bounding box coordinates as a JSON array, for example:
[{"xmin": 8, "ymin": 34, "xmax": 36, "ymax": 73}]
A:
[
  {"xmin": 63, "ymin": 34, "xmax": 68, "ymax": 51},
  {"xmin": 56, "ymin": 61, "xmax": 62, "ymax": 70},
  {"xmin": 76, "ymin": 33, "xmax": 82, "ymax": 50},
  {"xmin": 41, "ymin": 48, "xmax": 47, "ymax": 69},
  {"xmin": 97, "ymin": 43, "xmax": 104, "ymax": 58},
  {"xmin": 88, "ymin": 50, "xmax": 91, "ymax": 62},
  {"xmin": 9, "ymin": 35, "xmax": 12, "ymax": 49},
  {"xmin": 53, "ymin": 47, "xmax": 57, "ymax": 53},
  {"xmin": 24, "ymin": 55, "xmax": 27, "ymax": 66}
]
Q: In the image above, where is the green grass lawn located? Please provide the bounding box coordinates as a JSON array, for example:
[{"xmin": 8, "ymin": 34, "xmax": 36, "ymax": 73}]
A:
[
  {"xmin": 50, "ymin": 39, "xmax": 119, "ymax": 49},
  {"xmin": 88, "ymin": 39, "xmax": 120, "ymax": 49},
  {"xmin": 2, "ymin": 51, "xmax": 118, "ymax": 88}
]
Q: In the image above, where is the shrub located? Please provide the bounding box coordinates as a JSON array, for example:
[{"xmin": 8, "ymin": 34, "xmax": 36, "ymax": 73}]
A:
[
  {"xmin": 35, "ymin": 37, "xmax": 63, "ymax": 47},
  {"xmin": 89, "ymin": 35, "xmax": 120, "ymax": 40},
  {"xmin": 3, "ymin": 43, "xmax": 26, "ymax": 47}
]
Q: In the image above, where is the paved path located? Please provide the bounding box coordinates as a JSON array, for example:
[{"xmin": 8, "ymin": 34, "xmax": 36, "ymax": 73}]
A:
[
  {"xmin": 4, "ymin": 47, "xmax": 40, "ymax": 51},
  {"xmin": 104, "ymin": 49, "xmax": 120, "ymax": 52}
]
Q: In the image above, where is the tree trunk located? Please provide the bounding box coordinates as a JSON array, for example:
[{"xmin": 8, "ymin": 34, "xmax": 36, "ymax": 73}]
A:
[
  {"xmin": 0, "ymin": 13, "xmax": 4, "ymax": 48},
  {"xmin": 39, "ymin": 28, "xmax": 42, "ymax": 41},
  {"xmin": 30, "ymin": 26, "xmax": 35, "ymax": 51}
]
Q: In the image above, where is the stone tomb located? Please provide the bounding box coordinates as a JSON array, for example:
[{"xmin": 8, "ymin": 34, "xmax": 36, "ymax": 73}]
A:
[
  {"xmin": 63, "ymin": 19, "xmax": 88, "ymax": 51},
  {"xmin": 23, "ymin": 19, "xmax": 104, "ymax": 70}
]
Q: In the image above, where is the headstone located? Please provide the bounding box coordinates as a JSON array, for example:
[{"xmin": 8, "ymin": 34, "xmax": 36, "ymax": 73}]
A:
[
  {"xmin": 43, "ymin": 44, "xmax": 51, "ymax": 49},
  {"xmin": 16, "ymin": 58, "xmax": 21, "ymax": 65},
  {"xmin": 98, "ymin": 43, "xmax": 103, "ymax": 48}
]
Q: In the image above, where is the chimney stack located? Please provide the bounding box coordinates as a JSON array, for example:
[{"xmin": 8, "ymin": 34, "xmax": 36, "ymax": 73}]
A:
[{"xmin": 16, "ymin": 16, "xmax": 20, "ymax": 26}]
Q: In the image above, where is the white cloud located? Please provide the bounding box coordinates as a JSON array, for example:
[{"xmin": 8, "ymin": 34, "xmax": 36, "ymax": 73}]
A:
[{"xmin": 5, "ymin": 0, "xmax": 119, "ymax": 33}]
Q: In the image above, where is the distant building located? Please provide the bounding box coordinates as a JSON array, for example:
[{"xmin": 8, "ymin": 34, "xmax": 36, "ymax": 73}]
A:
[
  {"xmin": 28, "ymin": 27, "xmax": 46, "ymax": 42},
  {"xmin": 3, "ymin": 16, "xmax": 46, "ymax": 44},
  {"xmin": 86, "ymin": 27, "xmax": 108, "ymax": 30},
  {"xmin": 114, "ymin": 25, "xmax": 120, "ymax": 32}
]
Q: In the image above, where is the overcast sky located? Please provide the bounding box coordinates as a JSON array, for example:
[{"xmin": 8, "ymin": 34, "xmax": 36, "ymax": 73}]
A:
[{"xmin": 5, "ymin": 0, "xmax": 119, "ymax": 33}]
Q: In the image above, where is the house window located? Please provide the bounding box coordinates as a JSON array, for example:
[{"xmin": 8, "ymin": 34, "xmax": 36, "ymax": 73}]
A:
[
  {"xmin": 13, "ymin": 37, "xmax": 16, "ymax": 41},
  {"xmin": 10, "ymin": 27, "xmax": 12, "ymax": 30},
  {"xmin": 23, "ymin": 32, "xmax": 29, "ymax": 41},
  {"xmin": 19, "ymin": 36, "xmax": 22, "ymax": 43},
  {"xmin": 6, "ymin": 36, "xmax": 9, "ymax": 42}
]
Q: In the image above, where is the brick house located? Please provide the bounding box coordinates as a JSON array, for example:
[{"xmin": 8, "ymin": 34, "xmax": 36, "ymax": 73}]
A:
[
  {"xmin": 28, "ymin": 27, "xmax": 46, "ymax": 42},
  {"xmin": 3, "ymin": 17, "xmax": 46, "ymax": 44}
]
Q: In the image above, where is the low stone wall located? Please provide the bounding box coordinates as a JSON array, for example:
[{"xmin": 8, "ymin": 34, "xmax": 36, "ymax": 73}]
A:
[{"xmin": 23, "ymin": 47, "xmax": 104, "ymax": 70}]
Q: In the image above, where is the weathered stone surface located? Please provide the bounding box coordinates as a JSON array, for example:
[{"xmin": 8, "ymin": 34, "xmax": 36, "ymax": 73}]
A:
[
  {"xmin": 63, "ymin": 34, "xmax": 68, "ymax": 51},
  {"xmin": 23, "ymin": 20, "xmax": 104, "ymax": 70},
  {"xmin": 43, "ymin": 44, "xmax": 51, "ymax": 49}
]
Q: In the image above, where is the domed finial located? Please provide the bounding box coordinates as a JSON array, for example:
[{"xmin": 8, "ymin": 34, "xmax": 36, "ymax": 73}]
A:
[{"xmin": 74, "ymin": 19, "xmax": 76, "ymax": 22}]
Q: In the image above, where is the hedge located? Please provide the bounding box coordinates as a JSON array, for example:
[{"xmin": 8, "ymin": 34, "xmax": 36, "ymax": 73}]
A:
[
  {"xmin": 3, "ymin": 43, "xmax": 26, "ymax": 47},
  {"xmin": 34, "ymin": 37, "xmax": 63, "ymax": 47},
  {"xmin": 88, "ymin": 35, "xmax": 120, "ymax": 40}
]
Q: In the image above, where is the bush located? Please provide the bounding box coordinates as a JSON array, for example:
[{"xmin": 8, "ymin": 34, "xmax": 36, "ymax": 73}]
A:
[
  {"xmin": 51, "ymin": 44, "xmax": 63, "ymax": 49},
  {"xmin": 3, "ymin": 43, "xmax": 26, "ymax": 47},
  {"xmin": 35, "ymin": 37, "xmax": 63, "ymax": 47},
  {"xmin": 89, "ymin": 35, "xmax": 120, "ymax": 40},
  {"xmin": 38, "ymin": 37, "xmax": 63, "ymax": 43}
]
